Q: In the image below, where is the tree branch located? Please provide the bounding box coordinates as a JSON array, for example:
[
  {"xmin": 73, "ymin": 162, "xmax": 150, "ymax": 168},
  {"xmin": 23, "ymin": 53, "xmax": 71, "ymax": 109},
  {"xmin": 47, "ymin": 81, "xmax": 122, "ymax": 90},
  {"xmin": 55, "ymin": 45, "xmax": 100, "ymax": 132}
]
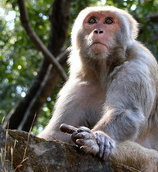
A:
[
  {"xmin": 18, "ymin": 49, "xmax": 69, "ymax": 131},
  {"xmin": 3, "ymin": 48, "xmax": 69, "ymax": 130},
  {"xmin": 17, "ymin": 0, "xmax": 68, "ymax": 81},
  {"xmin": 16, "ymin": 0, "xmax": 72, "ymax": 131},
  {"xmin": 4, "ymin": 0, "xmax": 71, "ymax": 131},
  {"xmin": 148, "ymin": 14, "xmax": 158, "ymax": 23},
  {"xmin": 2, "ymin": 59, "xmax": 50, "ymax": 129}
]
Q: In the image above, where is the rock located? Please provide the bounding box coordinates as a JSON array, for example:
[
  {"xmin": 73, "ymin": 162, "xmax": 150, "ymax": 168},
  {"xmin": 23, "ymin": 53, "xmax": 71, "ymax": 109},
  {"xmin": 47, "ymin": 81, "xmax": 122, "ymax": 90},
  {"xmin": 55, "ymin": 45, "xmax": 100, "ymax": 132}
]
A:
[
  {"xmin": 0, "ymin": 128, "xmax": 140, "ymax": 172},
  {"xmin": 0, "ymin": 125, "xmax": 13, "ymax": 171}
]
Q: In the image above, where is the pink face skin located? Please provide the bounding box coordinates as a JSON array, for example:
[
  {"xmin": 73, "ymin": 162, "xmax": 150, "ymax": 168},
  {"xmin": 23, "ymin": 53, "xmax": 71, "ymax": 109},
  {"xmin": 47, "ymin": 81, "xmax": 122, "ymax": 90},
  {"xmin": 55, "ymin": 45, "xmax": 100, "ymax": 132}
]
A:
[{"xmin": 83, "ymin": 11, "xmax": 120, "ymax": 53}]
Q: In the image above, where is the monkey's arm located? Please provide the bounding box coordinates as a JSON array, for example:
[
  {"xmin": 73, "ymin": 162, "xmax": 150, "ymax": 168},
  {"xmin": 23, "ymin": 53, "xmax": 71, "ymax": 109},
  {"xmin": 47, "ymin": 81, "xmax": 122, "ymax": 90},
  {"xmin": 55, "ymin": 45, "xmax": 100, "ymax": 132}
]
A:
[
  {"xmin": 60, "ymin": 63, "xmax": 156, "ymax": 160},
  {"xmin": 93, "ymin": 64, "xmax": 154, "ymax": 142},
  {"xmin": 91, "ymin": 63, "xmax": 156, "ymax": 158}
]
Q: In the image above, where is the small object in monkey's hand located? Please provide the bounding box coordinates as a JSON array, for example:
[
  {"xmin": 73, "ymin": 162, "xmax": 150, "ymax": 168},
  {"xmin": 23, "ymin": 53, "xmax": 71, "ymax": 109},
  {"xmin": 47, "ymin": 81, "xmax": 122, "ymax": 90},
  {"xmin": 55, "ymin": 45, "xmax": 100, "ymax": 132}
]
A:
[{"xmin": 60, "ymin": 123, "xmax": 78, "ymax": 134}]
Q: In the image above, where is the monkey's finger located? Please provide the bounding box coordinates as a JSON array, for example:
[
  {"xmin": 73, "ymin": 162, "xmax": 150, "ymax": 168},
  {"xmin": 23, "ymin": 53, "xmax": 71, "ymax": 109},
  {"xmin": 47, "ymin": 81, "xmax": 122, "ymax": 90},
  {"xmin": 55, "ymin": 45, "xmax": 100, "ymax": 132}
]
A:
[
  {"xmin": 71, "ymin": 131, "xmax": 79, "ymax": 144},
  {"xmin": 77, "ymin": 126, "xmax": 91, "ymax": 133},
  {"xmin": 76, "ymin": 138, "xmax": 95, "ymax": 147},
  {"xmin": 60, "ymin": 123, "xmax": 78, "ymax": 134},
  {"xmin": 78, "ymin": 140, "xmax": 99, "ymax": 154},
  {"xmin": 95, "ymin": 133, "xmax": 104, "ymax": 158},
  {"xmin": 103, "ymin": 145, "xmax": 111, "ymax": 161},
  {"xmin": 72, "ymin": 132, "xmax": 94, "ymax": 140},
  {"xmin": 102, "ymin": 141, "xmax": 115, "ymax": 161}
]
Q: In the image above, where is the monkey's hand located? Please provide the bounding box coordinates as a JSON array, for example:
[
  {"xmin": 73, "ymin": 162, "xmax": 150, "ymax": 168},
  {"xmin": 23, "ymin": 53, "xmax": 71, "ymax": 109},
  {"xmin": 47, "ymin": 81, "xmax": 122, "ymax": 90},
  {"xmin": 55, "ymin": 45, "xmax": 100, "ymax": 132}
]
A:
[
  {"xmin": 94, "ymin": 131, "xmax": 115, "ymax": 160},
  {"xmin": 60, "ymin": 123, "xmax": 115, "ymax": 160}
]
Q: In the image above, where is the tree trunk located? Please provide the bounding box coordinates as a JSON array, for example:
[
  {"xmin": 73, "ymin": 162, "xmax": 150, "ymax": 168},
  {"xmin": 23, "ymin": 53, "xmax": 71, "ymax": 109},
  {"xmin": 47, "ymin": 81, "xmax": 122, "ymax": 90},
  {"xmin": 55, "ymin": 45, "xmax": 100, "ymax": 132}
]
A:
[{"xmin": 3, "ymin": 0, "xmax": 71, "ymax": 131}]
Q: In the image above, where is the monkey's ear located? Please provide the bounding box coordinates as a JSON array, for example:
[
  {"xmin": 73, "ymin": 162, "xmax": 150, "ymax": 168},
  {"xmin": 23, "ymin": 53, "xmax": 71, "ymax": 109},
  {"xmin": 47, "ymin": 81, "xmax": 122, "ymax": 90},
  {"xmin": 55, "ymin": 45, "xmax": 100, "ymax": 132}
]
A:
[{"xmin": 129, "ymin": 17, "xmax": 139, "ymax": 40}]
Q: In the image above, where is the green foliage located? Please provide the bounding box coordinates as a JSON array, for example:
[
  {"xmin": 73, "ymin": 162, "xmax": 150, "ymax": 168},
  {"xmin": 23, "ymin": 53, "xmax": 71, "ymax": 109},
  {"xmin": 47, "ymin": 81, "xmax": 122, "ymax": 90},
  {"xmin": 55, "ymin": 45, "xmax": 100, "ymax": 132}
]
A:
[
  {"xmin": 131, "ymin": 1, "xmax": 158, "ymax": 58},
  {"xmin": 0, "ymin": 0, "xmax": 158, "ymax": 132}
]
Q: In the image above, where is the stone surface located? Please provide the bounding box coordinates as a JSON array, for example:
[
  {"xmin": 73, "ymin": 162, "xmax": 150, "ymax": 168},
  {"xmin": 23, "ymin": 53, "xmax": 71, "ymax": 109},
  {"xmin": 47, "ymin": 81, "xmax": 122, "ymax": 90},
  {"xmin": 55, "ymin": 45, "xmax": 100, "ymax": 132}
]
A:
[{"xmin": 0, "ymin": 128, "xmax": 140, "ymax": 172}]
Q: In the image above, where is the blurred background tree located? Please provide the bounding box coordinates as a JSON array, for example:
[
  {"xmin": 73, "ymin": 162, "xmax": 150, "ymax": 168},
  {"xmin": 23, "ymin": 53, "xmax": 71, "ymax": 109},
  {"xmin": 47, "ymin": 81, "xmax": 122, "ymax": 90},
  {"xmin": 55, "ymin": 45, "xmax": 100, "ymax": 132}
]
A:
[{"xmin": 0, "ymin": 0, "xmax": 158, "ymax": 134}]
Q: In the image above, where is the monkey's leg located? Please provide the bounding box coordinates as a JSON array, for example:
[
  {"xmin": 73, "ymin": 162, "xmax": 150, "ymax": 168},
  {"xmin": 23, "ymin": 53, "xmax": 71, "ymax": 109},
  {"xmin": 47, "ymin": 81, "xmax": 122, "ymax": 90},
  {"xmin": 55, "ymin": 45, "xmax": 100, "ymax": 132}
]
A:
[{"xmin": 111, "ymin": 141, "xmax": 158, "ymax": 172}]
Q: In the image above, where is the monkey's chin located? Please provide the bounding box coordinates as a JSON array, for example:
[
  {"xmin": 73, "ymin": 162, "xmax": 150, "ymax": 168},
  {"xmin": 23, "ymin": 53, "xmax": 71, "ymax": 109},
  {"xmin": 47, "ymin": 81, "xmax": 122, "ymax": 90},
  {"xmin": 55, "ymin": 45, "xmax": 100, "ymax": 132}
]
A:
[
  {"xmin": 89, "ymin": 45, "xmax": 109, "ymax": 58},
  {"xmin": 88, "ymin": 48, "xmax": 109, "ymax": 60}
]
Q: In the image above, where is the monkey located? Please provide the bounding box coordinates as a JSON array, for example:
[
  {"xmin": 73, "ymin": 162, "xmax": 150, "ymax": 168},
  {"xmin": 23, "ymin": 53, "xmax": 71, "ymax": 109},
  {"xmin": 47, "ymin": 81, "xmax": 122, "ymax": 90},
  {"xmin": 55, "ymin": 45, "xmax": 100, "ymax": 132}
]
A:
[{"xmin": 38, "ymin": 6, "xmax": 158, "ymax": 171}]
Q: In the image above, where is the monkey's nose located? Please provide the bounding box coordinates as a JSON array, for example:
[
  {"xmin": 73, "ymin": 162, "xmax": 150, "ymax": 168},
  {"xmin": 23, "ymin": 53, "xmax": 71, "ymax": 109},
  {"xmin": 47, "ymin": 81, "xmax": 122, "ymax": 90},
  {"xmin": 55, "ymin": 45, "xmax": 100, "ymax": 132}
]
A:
[{"xmin": 94, "ymin": 29, "xmax": 104, "ymax": 34}]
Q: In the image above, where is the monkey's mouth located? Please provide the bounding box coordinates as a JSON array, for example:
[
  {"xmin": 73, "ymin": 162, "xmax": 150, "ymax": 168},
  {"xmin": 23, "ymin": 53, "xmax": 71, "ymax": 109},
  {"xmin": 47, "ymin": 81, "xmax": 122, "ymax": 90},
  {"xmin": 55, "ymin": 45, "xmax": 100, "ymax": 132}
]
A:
[
  {"xmin": 93, "ymin": 42, "xmax": 105, "ymax": 45},
  {"xmin": 91, "ymin": 42, "xmax": 107, "ymax": 50}
]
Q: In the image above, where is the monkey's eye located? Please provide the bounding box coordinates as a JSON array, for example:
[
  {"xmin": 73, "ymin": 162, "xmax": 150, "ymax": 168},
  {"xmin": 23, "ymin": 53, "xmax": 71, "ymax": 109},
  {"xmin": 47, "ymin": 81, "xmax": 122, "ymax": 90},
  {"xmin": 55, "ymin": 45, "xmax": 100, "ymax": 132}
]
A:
[
  {"xmin": 104, "ymin": 17, "xmax": 114, "ymax": 24},
  {"xmin": 88, "ymin": 17, "xmax": 97, "ymax": 24}
]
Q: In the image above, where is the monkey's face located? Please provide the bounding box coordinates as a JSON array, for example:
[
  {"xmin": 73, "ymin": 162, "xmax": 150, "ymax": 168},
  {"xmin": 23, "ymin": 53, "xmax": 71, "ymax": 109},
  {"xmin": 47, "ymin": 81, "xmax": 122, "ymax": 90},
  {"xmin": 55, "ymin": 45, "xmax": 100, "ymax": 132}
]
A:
[
  {"xmin": 71, "ymin": 7, "xmax": 138, "ymax": 61},
  {"xmin": 77, "ymin": 11, "xmax": 120, "ymax": 58},
  {"xmin": 83, "ymin": 11, "xmax": 119, "ymax": 50}
]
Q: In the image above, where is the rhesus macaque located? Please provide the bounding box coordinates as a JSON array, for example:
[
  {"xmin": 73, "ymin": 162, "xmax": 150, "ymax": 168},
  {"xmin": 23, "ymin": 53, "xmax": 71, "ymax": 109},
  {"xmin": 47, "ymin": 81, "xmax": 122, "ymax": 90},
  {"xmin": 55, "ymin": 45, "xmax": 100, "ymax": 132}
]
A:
[{"xmin": 38, "ymin": 6, "xmax": 158, "ymax": 171}]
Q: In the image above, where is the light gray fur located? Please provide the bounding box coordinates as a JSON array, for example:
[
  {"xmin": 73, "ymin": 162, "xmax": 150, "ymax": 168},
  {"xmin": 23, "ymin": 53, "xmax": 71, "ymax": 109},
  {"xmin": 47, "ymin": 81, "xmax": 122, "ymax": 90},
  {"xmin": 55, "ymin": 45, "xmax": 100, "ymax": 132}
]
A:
[{"xmin": 38, "ymin": 6, "xmax": 158, "ymax": 155}]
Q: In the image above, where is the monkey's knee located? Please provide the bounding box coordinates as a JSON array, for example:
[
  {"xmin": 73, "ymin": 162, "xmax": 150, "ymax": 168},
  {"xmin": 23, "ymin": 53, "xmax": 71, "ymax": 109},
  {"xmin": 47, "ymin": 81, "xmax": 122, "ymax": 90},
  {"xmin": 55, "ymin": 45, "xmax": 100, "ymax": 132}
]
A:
[{"xmin": 110, "ymin": 141, "xmax": 158, "ymax": 171}]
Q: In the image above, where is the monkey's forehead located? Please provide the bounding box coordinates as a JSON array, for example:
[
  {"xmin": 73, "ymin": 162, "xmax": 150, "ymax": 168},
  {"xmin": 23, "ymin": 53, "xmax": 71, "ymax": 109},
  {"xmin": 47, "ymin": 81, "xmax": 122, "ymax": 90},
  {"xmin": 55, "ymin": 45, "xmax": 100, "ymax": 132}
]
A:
[
  {"xmin": 79, "ymin": 6, "xmax": 128, "ymax": 17},
  {"xmin": 74, "ymin": 6, "xmax": 137, "ymax": 28},
  {"xmin": 76, "ymin": 6, "xmax": 133, "ymax": 25},
  {"xmin": 83, "ymin": 11, "xmax": 118, "ymax": 20}
]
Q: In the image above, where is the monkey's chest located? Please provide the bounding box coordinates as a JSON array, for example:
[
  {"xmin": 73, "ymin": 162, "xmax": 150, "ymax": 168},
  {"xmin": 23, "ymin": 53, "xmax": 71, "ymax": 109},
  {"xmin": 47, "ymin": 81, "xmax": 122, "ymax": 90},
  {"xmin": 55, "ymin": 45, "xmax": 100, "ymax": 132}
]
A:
[{"xmin": 75, "ymin": 83, "xmax": 106, "ymax": 127}]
